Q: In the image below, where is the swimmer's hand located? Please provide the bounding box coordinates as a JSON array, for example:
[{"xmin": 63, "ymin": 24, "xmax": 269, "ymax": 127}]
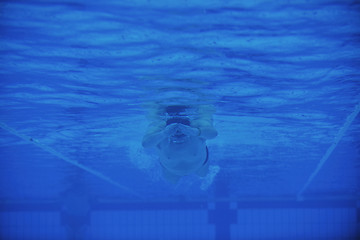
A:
[
  {"xmin": 143, "ymin": 123, "xmax": 201, "ymax": 148},
  {"xmin": 165, "ymin": 123, "xmax": 200, "ymax": 136},
  {"xmin": 177, "ymin": 123, "xmax": 200, "ymax": 136},
  {"xmin": 163, "ymin": 123, "xmax": 179, "ymax": 135}
]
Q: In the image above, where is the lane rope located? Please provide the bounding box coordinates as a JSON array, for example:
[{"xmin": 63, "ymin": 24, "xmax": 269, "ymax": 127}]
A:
[
  {"xmin": 297, "ymin": 101, "xmax": 360, "ymax": 201},
  {"xmin": 0, "ymin": 122, "xmax": 143, "ymax": 199}
]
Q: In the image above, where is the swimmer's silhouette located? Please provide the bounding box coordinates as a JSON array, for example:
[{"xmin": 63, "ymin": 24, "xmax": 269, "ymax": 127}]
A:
[{"xmin": 142, "ymin": 105, "xmax": 217, "ymax": 183}]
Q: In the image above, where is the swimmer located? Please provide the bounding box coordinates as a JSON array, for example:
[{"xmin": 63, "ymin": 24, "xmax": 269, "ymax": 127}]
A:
[{"xmin": 142, "ymin": 105, "xmax": 217, "ymax": 183}]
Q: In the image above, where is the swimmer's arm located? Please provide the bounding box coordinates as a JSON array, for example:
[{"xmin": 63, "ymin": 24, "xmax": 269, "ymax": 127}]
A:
[
  {"xmin": 181, "ymin": 123, "xmax": 217, "ymax": 139},
  {"xmin": 198, "ymin": 126, "xmax": 218, "ymax": 139},
  {"xmin": 191, "ymin": 119, "xmax": 218, "ymax": 140},
  {"xmin": 142, "ymin": 131, "xmax": 167, "ymax": 148},
  {"xmin": 142, "ymin": 121, "xmax": 167, "ymax": 148}
]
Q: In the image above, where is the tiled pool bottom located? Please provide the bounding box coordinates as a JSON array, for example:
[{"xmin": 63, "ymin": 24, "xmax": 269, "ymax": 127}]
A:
[{"xmin": 0, "ymin": 200, "xmax": 359, "ymax": 240}]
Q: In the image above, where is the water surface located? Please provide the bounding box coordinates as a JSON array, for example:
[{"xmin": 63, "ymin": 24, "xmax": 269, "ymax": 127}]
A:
[{"xmin": 0, "ymin": 0, "xmax": 359, "ymax": 202}]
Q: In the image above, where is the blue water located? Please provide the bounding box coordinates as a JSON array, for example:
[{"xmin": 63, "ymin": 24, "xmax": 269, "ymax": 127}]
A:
[{"xmin": 0, "ymin": 0, "xmax": 359, "ymax": 239}]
